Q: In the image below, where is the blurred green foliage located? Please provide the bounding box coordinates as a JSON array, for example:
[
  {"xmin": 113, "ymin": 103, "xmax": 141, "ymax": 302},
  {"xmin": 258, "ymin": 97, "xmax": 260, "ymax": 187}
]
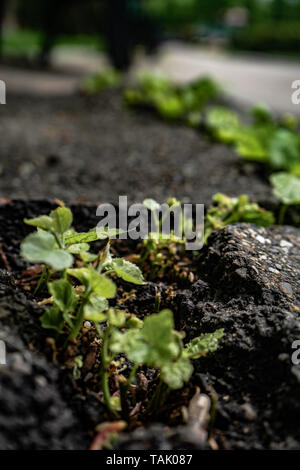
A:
[
  {"xmin": 231, "ymin": 22, "xmax": 300, "ymax": 53},
  {"xmin": 124, "ymin": 73, "xmax": 220, "ymax": 121}
]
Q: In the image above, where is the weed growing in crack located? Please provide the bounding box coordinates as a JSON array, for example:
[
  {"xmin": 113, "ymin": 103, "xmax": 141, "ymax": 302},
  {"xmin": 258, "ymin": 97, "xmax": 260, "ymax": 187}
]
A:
[
  {"xmin": 203, "ymin": 193, "xmax": 275, "ymax": 243},
  {"xmin": 20, "ymin": 204, "xmax": 223, "ymax": 420}
]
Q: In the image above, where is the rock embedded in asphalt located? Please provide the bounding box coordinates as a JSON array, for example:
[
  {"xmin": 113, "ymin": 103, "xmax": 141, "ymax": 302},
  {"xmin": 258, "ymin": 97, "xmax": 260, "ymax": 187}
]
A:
[{"xmin": 177, "ymin": 223, "xmax": 300, "ymax": 449}]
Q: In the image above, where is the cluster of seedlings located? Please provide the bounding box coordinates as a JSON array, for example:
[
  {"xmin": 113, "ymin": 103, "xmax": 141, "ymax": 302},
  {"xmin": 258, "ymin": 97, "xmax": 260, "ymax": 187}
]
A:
[
  {"xmin": 20, "ymin": 203, "xmax": 224, "ymax": 422},
  {"xmin": 19, "ymin": 194, "xmax": 276, "ymax": 430},
  {"xmin": 122, "ymin": 73, "xmax": 300, "ymax": 224},
  {"xmin": 80, "ymin": 69, "xmax": 300, "ymax": 223},
  {"xmin": 80, "ymin": 68, "xmax": 300, "ymax": 224}
]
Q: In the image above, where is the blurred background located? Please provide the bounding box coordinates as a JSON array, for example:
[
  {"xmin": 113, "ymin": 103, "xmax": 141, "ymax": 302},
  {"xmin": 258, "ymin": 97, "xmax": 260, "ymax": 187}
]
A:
[
  {"xmin": 0, "ymin": 0, "xmax": 299, "ymax": 107},
  {"xmin": 0, "ymin": 0, "xmax": 299, "ymax": 204}
]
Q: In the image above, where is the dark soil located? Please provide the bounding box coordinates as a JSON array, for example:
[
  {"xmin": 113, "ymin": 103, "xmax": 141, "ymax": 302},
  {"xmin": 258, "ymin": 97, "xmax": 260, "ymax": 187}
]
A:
[
  {"xmin": 0, "ymin": 91, "xmax": 272, "ymax": 206},
  {"xmin": 0, "ymin": 200, "xmax": 300, "ymax": 450}
]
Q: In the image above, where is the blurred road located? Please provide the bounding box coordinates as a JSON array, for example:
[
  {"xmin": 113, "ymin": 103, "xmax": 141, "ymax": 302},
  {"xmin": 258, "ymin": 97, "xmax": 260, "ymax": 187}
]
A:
[
  {"xmin": 136, "ymin": 42, "xmax": 300, "ymax": 115},
  {"xmin": 0, "ymin": 41, "xmax": 299, "ymax": 115}
]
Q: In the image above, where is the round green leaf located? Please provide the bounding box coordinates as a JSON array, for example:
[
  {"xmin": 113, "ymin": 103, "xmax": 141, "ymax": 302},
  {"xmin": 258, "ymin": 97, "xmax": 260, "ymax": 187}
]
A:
[
  {"xmin": 21, "ymin": 231, "xmax": 73, "ymax": 270},
  {"xmin": 67, "ymin": 268, "xmax": 116, "ymax": 298},
  {"xmin": 270, "ymin": 172, "xmax": 300, "ymax": 205}
]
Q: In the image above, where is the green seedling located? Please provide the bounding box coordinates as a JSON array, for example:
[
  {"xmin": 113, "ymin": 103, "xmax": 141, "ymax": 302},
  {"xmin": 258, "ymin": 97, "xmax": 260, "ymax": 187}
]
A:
[
  {"xmin": 81, "ymin": 68, "xmax": 122, "ymax": 95},
  {"xmin": 73, "ymin": 355, "xmax": 83, "ymax": 380},
  {"xmin": 139, "ymin": 197, "xmax": 191, "ymax": 279},
  {"xmin": 21, "ymin": 206, "xmax": 144, "ymax": 340},
  {"xmin": 103, "ymin": 309, "xmax": 223, "ymax": 417},
  {"xmin": 20, "ymin": 204, "xmax": 225, "ymax": 421},
  {"xmin": 204, "ymin": 193, "xmax": 275, "ymax": 243},
  {"xmin": 205, "ymin": 105, "xmax": 300, "ymax": 174},
  {"xmin": 270, "ymin": 172, "xmax": 300, "ymax": 224},
  {"xmin": 124, "ymin": 74, "xmax": 220, "ymax": 123}
]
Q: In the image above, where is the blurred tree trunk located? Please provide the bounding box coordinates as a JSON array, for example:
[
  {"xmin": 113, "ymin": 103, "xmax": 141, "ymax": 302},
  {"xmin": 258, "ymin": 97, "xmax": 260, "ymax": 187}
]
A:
[
  {"xmin": 0, "ymin": 0, "xmax": 6, "ymax": 56},
  {"xmin": 106, "ymin": 0, "xmax": 130, "ymax": 70}
]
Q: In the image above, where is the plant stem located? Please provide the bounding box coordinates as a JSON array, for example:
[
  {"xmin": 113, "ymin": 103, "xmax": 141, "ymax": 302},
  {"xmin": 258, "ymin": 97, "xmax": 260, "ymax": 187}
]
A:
[
  {"xmin": 51, "ymin": 230, "xmax": 64, "ymax": 249},
  {"xmin": 278, "ymin": 204, "xmax": 288, "ymax": 225},
  {"xmin": 34, "ymin": 265, "xmax": 47, "ymax": 295},
  {"xmin": 208, "ymin": 391, "xmax": 218, "ymax": 438},
  {"xmin": 93, "ymin": 321, "xmax": 102, "ymax": 338},
  {"xmin": 119, "ymin": 363, "xmax": 138, "ymax": 419},
  {"xmin": 127, "ymin": 363, "xmax": 138, "ymax": 390},
  {"xmin": 68, "ymin": 288, "xmax": 91, "ymax": 340},
  {"xmin": 101, "ymin": 326, "xmax": 118, "ymax": 418},
  {"xmin": 146, "ymin": 377, "xmax": 170, "ymax": 416}
]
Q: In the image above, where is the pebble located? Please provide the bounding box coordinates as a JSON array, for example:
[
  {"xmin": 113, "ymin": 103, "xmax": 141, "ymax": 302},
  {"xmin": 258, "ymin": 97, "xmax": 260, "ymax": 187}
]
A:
[
  {"xmin": 256, "ymin": 235, "xmax": 266, "ymax": 244},
  {"xmin": 9, "ymin": 353, "xmax": 32, "ymax": 374},
  {"xmin": 269, "ymin": 267, "xmax": 280, "ymax": 274},
  {"xmin": 280, "ymin": 240, "xmax": 293, "ymax": 249},
  {"xmin": 279, "ymin": 282, "xmax": 294, "ymax": 297},
  {"xmin": 241, "ymin": 403, "xmax": 257, "ymax": 421},
  {"xmin": 35, "ymin": 375, "xmax": 48, "ymax": 388}
]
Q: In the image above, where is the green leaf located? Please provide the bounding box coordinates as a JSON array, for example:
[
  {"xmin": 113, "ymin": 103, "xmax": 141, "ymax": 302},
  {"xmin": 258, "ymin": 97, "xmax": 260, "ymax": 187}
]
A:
[
  {"xmin": 48, "ymin": 279, "xmax": 77, "ymax": 313},
  {"xmin": 111, "ymin": 258, "xmax": 145, "ymax": 285},
  {"xmin": 67, "ymin": 267, "xmax": 116, "ymax": 298},
  {"xmin": 143, "ymin": 198, "xmax": 160, "ymax": 212},
  {"xmin": 84, "ymin": 312, "xmax": 107, "ymax": 323},
  {"xmin": 80, "ymin": 252, "xmax": 98, "ymax": 263},
  {"xmin": 50, "ymin": 207, "xmax": 73, "ymax": 234},
  {"xmin": 269, "ymin": 130, "xmax": 300, "ymax": 171},
  {"xmin": 206, "ymin": 106, "xmax": 243, "ymax": 144},
  {"xmin": 184, "ymin": 329, "xmax": 224, "ymax": 359},
  {"xmin": 24, "ymin": 215, "xmax": 54, "ymax": 231},
  {"xmin": 270, "ymin": 172, "xmax": 300, "ymax": 205},
  {"xmin": 204, "ymin": 193, "xmax": 274, "ymax": 243},
  {"xmin": 125, "ymin": 314, "xmax": 143, "ymax": 329},
  {"xmin": 84, "ymin": 294, "xmax": 108, "ymax": 316},
  {"xmin": 235, "ymin": 131, "xmax": 269, "ymax": 162},
  {"xmin": 40, "ymin": 306, "xmax": 64, "ymax": 333},
  {"xmin": 21, "ymin": 231, "xmax": 73, "ymax": 270},
  {"xmin": 206, "ymin": 106, "xmax": 240, "ymax": 132},
  {"xmin": 161, "ymin": 357, "xmax": 193, "ymax": 389},
  {"xmin": 251, "ymin": 104, "xmax": 273, "ymax": 125},
  {"xmin": 141, "ymin": 310, "xmax": 181, "ymax": 366},
  {"xmin": 96, "ymin": 227, "xmax": 126, "ymax": 240},
  {"xmin": 65, "ymin": 231, "xmax": 99, "ymax": 244},
  {"xmin": 67, "ymin": 243, "xmax": 90, "ymax": 254},
  {"xmin": 156, "ymin": 95, "xmax": 184, "ymax": 119},
  {"xmin": 110, "ymin": 328, "xmax": 149, "ymax": 364},
  {"xmin": 107, "ymin": 309, "xmax": 126, "ymax": 327}
]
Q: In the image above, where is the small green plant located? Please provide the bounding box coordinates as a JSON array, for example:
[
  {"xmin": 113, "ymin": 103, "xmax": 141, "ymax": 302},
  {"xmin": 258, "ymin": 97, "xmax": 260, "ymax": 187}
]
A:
[
  {"xmin": 205, "ymin": 105, "xmax": 300, "ymax": 174},
  {"xmin": 204, "ymin": 193, "xmax": 275, "ymax": 243},
  {"xmin": 100, "ymin": 309, "xmax": 223, "ymax": 417},
  {"xmin": 21, "ymin": 205, "xmax": 144, "ymax": 339},
  {"xmin": 81, "ymin": 68, "xmax": 122, "ymax": 95},
  {"xmin": 20, "ymin": 204, "xmax": 224, "ymax": 420},
  {"xmin": 124, "ymin": 74, "xmax": 220, "ymax": 122},
  {"xmin": 270, "ymin": 172, "xmax": 300, "ymax": 224},
  {"xmin": 138, "ymin": 197, "xmax": 192, "ymax": 279}
]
